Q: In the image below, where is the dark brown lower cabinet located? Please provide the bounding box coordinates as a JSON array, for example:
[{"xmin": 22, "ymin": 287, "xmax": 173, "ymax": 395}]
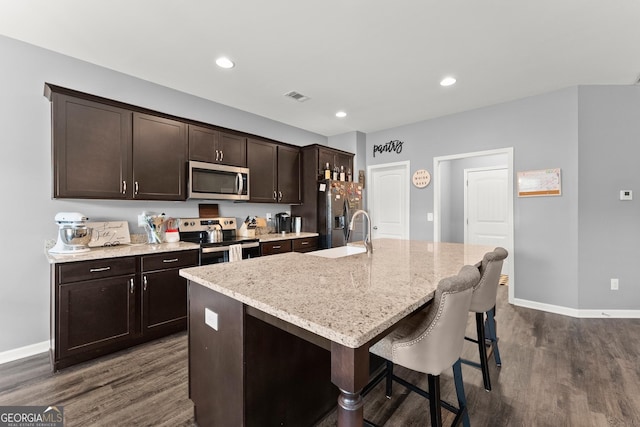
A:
[
  {"xmin": 141, "ymin": 251, "xmax": 198, "ymax": 339},
  {"xmin": 51, "ymin": 250, "xmax": 198, "ymax": 371}
]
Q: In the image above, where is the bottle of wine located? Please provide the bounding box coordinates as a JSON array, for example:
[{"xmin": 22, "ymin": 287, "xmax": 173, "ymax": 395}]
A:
[
  {"xmin": 324, "ymin": 162, "xmax": 331, "ymax": 180},
  {"xmin": 333, "ymin": 166, "xmax": 338, "ymax": 181},
  {"xmin": 340, "ymin": 165, "xmax": 345, "ymax": 181}
]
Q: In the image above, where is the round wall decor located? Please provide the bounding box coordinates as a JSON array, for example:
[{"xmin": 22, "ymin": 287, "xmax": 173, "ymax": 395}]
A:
[{"xmin": 412, "ymin": 169, "xmax": 431, "ymax": 188}]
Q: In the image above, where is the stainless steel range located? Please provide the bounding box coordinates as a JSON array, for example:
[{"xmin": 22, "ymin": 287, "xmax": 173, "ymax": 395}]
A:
[{"xmin": 178, "ymin": 217, "xmax": 260, "ymax": 265}]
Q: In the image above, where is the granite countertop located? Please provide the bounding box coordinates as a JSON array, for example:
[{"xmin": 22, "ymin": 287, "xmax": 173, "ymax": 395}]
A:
[
  {"xmin": 180, "ymin": 239, "xmax": 491, "ymax": 348},
  {"xmin": 258, "ymin": 232, "xmax": 319, "ymax": 243},
  {"xmin": 45, "ymin": 241, "xmax": 200, "ymax": 264}
]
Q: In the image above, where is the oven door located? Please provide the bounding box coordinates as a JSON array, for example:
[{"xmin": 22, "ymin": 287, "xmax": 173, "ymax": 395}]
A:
[{"xmin": 200, "ymin": 246, "xmax": 229, "ymax": 265}]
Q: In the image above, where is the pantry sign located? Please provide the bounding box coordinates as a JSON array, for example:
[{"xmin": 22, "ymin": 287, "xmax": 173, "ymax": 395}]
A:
[{"xmin": 373, "ymin": 139, "xmax": 403, "ymax": 157}]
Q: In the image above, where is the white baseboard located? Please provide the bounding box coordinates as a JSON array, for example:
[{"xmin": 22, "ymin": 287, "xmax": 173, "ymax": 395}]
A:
[
  {"xmin": 512, "ymin": 298, "xmax": 640, "ymax": 318},
  {"xmin": 0, "ymin": 341, "xmax": 49, "ymax": 365}
]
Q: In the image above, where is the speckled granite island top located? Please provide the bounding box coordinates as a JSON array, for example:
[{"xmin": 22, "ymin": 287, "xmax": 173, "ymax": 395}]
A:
[{"xmin": 180, "ymin": 239, "xmax": 491, "ymax": 348}]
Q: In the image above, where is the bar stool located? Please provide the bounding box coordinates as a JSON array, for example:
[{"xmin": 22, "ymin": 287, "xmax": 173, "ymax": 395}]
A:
[
  {"xmin": 461, "ymin": 247, "xmax": 508, "ymax": 391},
  {"xmin": 365, "ymin": 265, "xmax": 480, "ymax": 427}
]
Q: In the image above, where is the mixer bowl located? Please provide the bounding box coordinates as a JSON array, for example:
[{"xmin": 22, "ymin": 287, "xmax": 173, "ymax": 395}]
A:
[{"xmin": 59, "ymin": 226, "xmax": 93, "ymax": 248}]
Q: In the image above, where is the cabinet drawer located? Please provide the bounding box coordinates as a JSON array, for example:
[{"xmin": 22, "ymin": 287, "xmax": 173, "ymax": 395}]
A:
[
  {"xmin": 58, "ymin": 257, "xmax": 136, "ymax": 284},
  {"xmin": 293, "ymin": 237, "xmax": 318, "ymax": 253},
  {"xmin": 141, "ymin": 250, "xmax": 198, "ymax": 272},
  {"xmin": 261, "ymin": 240, "xmax": 292, "ymax": 256}
]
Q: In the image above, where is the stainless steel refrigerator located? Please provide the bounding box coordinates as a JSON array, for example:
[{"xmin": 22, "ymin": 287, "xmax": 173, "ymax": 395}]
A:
[{"xmin": 318, "ymin": 180, "xmax": 365, "ymax": 249}]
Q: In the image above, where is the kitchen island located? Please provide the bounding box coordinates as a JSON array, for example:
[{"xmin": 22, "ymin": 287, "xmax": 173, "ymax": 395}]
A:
[{"xmin": 180, "ymin": 239, "xmax": 492, "ymax": 426}]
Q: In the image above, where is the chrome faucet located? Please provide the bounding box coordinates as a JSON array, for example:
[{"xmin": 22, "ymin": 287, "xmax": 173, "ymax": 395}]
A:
[{"xmin": 348, "ymin": 209, "xmax": 373, "ymax": 254}]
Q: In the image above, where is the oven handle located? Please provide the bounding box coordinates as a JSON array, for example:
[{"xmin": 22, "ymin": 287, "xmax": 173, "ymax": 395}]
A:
[
  {"xmin": 201, "ymin": 241, "xmax": 259, "ymax": 254},
  {"xmin": 201, "ymin": 246, "xmax": 229, "ymax": 254}
]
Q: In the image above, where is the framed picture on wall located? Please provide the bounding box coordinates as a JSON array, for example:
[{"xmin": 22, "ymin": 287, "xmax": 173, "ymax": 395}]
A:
[{"xmin": 517, "ymin": 168, "xmax": 561, "ymax": 197}]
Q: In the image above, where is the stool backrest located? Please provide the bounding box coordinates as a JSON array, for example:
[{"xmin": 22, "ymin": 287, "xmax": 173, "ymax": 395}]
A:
[
  {"xmin": 392, "ymin": 265, "xmax": 480, "ymax": 375},
  {"xmin": 470, "ymin": 247, "xmax": 508, "ymax": 313}
]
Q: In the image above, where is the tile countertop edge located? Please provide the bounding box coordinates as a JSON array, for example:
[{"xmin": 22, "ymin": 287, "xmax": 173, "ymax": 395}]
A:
[
  {"xmin": 258, "ymin": 232, "xmax": 319, "ymax": 243},
  {"xmin": 45, "ymin": 241, "xmax": 200, "ymax": 264}
]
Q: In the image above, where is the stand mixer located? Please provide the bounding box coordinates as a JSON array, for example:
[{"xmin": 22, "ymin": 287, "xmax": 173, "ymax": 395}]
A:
[{"xmin": 49, "ymin": 212, "xmax": 93, "ymax": 254}]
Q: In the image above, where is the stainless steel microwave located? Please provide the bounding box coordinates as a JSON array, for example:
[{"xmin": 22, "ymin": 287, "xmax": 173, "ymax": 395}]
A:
[{"xmin": 187, "ymin": 161, "xmax": 250, "ymax": 200}]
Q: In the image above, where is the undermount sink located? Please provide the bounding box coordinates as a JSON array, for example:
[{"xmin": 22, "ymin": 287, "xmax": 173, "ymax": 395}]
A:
[{"xmin": 307, "ymin": 244, "xmax": 367, "ymax": 259}]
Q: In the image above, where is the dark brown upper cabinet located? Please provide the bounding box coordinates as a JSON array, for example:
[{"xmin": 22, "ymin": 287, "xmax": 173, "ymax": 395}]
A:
[
  {"xmin": 51, "ymin": 92, "xmax": 133, "ymax": 199},
  {"xmin": 247, "ymin": 139, "xmax": 300, "ymax": 204},
  {"xmin": 188, "ymin": 125, "xmax": 247, "ymax": 167},
  {"xmin": 47, "ymin": 85, "xmax": 188, "ymax": 201},
  {"xmin": 132, "ymin": 113, "xmax": 187, "ymax": 200}
]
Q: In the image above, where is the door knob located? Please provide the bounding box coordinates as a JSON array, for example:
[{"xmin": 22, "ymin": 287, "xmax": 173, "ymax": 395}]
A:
[{"xmin": 373, "ymin": 226, "xmax": 378, "ymax": 230}]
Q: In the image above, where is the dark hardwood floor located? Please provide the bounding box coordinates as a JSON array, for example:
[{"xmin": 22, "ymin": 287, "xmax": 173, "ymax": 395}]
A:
[{"xmin": 1, "ymin": 285, "xmax": 639, "ymax": 426}]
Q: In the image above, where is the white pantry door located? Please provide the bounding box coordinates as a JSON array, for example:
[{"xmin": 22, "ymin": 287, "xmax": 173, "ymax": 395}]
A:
[
  {"xmin": 367, "ymin": 161, "xmax": 410, "ymax": 239},
  {"xmin": 465, "ymin": 167, "xmax": 509, "ymax": 272}
]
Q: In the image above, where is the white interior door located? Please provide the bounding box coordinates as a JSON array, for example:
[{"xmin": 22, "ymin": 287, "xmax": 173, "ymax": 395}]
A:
[
  {"xmin": 465, "ymin": 167, "xmax": 509, "ymax": 273},
  {"xmin": 367, "ymin": 161, "xmax": 410, "ymax": 239}
]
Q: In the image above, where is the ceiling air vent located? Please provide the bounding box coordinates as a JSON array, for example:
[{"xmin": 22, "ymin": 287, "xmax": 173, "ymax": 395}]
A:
[{"xmin": 284, "ymin": 91, "xmax": 310, "ymax": 102}]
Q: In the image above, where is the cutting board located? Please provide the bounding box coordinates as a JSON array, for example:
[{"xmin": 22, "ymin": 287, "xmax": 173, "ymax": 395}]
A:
[{"xmin": 86, "ymin": 221, "xmax": 131, "ymax": 247}]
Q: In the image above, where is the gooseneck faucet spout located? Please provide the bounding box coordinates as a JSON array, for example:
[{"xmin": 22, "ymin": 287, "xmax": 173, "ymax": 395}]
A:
[{"xmin": 348, "ymin": 209, "xmax": 373, "ymax": 254}]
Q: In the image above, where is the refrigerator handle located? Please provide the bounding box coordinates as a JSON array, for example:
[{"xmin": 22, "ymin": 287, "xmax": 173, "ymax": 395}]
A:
[{"xmin": 343, "ymin": 199, "xmax": 350, "ymax": 242}]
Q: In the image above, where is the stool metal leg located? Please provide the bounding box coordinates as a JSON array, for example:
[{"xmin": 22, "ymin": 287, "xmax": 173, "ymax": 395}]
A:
[
  {"xmin": 476, "ymin": 312, "xmax": 491, "ymax": 391},
  {"xmin": 385, "ymin": 360, "xmax": 393, "ymax": 398},
  {"xmin": 452, "ymin": 359, "xmax": 470, "ymax": 427},
  {"xmin": 427, "ymin": 374, "xmax": 442, "ymax": 427},
  {"xmin": 485, "ymin": 306, "xmax": 502, "ymax": 367}
]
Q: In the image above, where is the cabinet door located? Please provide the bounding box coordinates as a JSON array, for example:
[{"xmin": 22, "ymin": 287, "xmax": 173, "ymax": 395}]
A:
[
  {"xmin": 318, "ymin": 148, "xmax": 335, "ymax": 176},
  {"xmin": 292, "ymin": 237, "xmax": 318, "ymax": 253},
  {"xmin": 133, "ymin": 113, "xmax": 187, "ymax": 200},
  {"xmin": 334, "ymin": 152, "xmax": 354, "ymax": 178},
  {"xmin": 58, "ymin": 275, "xmax": 137, "ymax": 359},
  {"xmin": 188, "ymin": 124, "xmax": 218, "ymax": 163},
  {"xmin": 52, "ymin": 93, "xmax": 132, "ymax": 199},
  {"xmin": 247, "ymin": 138, "xmax": 277, "ymax": 202},
  {"xmin": 277, "ymin": 145, "xmax": 301, "ymax": 204},
  {"xmin": 218, "ymin": 132, "xmax": 247, "ymax": 167},
  {"xmin": 142, "ymin": 269, "xmax": 187, "ymax": 337}
]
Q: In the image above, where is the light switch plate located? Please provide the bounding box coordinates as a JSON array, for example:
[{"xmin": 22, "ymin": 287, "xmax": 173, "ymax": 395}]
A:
[
  {"xmin": 205, "ymin": 308, "xmax": 218, "ymax": 330},
  {"xmin": 620, "ymin": 190, "xmax": 632, "ymax": 200}
]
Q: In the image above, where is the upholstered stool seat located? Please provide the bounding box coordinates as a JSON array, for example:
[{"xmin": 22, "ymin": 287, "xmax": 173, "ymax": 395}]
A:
[
  {"xmin": 366, "ymin": 264, "xmax": 480, "ymax": 427},
  {"xmin": 461, "ymin": 247, "xmax": 508, "ymax": 391}
]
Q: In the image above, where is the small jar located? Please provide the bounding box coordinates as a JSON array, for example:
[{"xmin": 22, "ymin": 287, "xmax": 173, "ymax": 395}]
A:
[{"xmin": 164, "ymin": 229, "xmax": 180, "ymax": 243}]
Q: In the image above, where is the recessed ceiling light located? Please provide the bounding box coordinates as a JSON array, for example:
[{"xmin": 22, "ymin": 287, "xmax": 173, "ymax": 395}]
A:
[
  {"xmin": 336, "ymin": 111, "xmax": 347, "ymax": 118},
  {"xmin": 215, "ymin": 57, "xmax": 235, "ymax": 69},
  {"xmin": 440, "ymin": 76, "xmax": 456, "ymax": 87}
]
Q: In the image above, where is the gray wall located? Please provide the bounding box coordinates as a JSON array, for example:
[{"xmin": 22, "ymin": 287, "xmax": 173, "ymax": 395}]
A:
[
  {"xmin": 0, "ymin": 35, "xmax": 327, "ymax": 353},
  {"xmin": 578, "ymin": 86, "xmax": 640, "ymax": 309},
  {"xmin": 366, "ymin": 88, "xmax": 581, "ymax": 309}
]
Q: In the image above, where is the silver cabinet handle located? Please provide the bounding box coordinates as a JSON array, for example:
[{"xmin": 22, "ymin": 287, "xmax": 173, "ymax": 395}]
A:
[
  {"xmin": 122, "ymin": 181, "xmax": 127, "ymax": 195},
  {"xmin": 90, "ymin": 267, "xmax": 111, "ymax": 273},
  {"xmin": 134, "ymin": 181, "xmax": 139, "ymax": 195},
  {"xmin": 129, "ymin": 278, "xmax": 135, "ymax": 294},
  {"xmin": 278, "ymin": 191, "xmax": 283, "ymax": 201},
  {"xmin": 273, "ymin": 191, "xmax": 277, "ymax": 201},
  {"xmin": 220, "ymin": 150, "xmax": 224, "ymax": 162},
  {"xmin": 143, "ymin": 275, "xmax": 148, "ymax": 291},
  {"xmin": 215, "ymin": 149, "xmax": 219, "ymax": 162},
  {"xmin": 273, "ymin": 245, "xmax": 281, "ymax": 249},
  {"xmin": 162, "ymin": 258, "xmax": 179, "ymax": 263},
  {"xmin": 301, "ymin": 241, "xmax": 309, "ymax": 245}
]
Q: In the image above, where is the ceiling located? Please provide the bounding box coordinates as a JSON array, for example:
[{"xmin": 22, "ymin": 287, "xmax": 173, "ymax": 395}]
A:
[{"xmin": 1, "ymin": 1, "xmax": 639, "ymax": 136}]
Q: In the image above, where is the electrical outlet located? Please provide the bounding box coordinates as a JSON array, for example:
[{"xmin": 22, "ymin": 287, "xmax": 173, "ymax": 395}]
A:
[
  {"xmin": 611, "ymin": 278, "xmax": 619, "ymax": 290},
  {"xmin": 266, "ymin": 213, "xmax": 272, "ymax": 220},
  {"xmin": 427, "ymin": 212, "xmax": 434, "ymax": 222}
]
